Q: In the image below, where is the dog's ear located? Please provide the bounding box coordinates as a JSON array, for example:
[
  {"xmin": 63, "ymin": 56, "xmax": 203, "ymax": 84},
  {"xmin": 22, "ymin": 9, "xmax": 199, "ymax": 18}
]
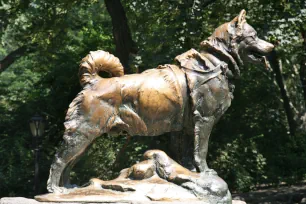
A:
[
  {"xmin": 237, "ymin": 9, "xmax": 246, "ymax": 27},
  {"xmin": 230, "ymin": 9, "xmax": 247, "ymax": 35}
]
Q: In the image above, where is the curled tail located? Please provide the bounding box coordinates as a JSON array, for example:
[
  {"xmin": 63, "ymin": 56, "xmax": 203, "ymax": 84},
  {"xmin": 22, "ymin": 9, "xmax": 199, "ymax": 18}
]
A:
[{"xmin": 79, "ymin": 50, "xmax": 124, "ymax": 87}]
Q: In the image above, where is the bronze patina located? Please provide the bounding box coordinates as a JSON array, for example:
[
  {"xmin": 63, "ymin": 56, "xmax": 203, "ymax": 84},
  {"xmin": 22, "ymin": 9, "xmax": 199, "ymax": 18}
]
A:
[{"xmin": 45, "ymin": 10, "xmax": 274, "ymax": 202}]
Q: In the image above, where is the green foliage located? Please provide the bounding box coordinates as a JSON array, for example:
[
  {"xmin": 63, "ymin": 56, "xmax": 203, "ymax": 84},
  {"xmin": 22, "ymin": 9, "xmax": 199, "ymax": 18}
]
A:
[
  {"xmin": 0, "ymin": 0, "xmax": 305, "ymax": 197},
  {"xmin": 0, "ymin": 0, "xmax": 116, "ymax": 196},
  {"xmin": 211, "ymin": 135, "xmax": 267, "ymax": 192}
]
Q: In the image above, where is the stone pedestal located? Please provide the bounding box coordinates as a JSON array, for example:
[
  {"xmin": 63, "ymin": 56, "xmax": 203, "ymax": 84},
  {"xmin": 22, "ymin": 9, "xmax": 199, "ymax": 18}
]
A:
[{"xmin": 0, "ymin": 197, "xmax": 246, "ymax": 204}]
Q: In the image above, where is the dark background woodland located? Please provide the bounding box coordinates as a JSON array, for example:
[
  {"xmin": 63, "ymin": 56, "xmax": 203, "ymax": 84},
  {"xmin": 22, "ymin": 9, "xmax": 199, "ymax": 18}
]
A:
[{"xmin": 0, "ymin": 0, "xmax": 305, "ymax": 197}]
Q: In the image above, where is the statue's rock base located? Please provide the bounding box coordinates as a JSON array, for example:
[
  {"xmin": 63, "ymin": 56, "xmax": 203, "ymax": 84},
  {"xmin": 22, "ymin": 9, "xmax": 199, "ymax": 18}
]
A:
[
  {"xmin": 36, "ymin": 150, "xmax": 233, "ymax": 203},
  {"xmin": 36, "ymin": 175, "xmax": 204, "ymax": 202}
]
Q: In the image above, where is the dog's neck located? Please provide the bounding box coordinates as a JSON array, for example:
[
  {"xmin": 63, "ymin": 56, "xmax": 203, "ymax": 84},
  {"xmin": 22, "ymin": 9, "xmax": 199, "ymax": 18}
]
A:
[{"xmin": 199, "ymin": 23, "xmax": 242, "ymax": 78}]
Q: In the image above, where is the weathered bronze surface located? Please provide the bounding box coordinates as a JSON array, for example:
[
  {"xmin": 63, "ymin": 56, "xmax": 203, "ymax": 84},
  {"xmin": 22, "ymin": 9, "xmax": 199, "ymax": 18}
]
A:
[{"xmin": 45, "ymin": 10, "xmax": 274, "ymax": 202}]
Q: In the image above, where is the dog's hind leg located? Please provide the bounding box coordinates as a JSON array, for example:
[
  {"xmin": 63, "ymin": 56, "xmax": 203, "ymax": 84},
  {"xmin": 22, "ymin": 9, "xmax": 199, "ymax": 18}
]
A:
[
  {"xmin": 47, "ymin": 116, "xmax": 126, "ymax": 193},
  {"xmin": 60, "ymin": 146, "xmax": 87, "ymax": 188},
  {"xmin": 47, "ymin": 131, "xmax": 93, "ymax": 193}
]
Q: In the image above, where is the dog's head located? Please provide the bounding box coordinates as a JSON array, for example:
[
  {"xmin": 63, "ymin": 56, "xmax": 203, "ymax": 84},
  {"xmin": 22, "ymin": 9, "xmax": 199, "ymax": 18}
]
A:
[
  {"xmin": 229, "ymin": 10, "xmax": 274, "ymax": 65},
  {"xmin": 202, "ymin": 10, "xmax": 274, "ymax": 76}
]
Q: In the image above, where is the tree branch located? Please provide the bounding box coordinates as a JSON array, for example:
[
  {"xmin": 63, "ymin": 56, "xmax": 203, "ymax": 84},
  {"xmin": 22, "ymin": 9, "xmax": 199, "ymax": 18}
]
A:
[
  {"xmin": 0, "ymin": 46, "xmax": 28, "ymax": 73},
  {"xmin": 202, "ymin": 0, "xmax": 218, "ymax": 8}
]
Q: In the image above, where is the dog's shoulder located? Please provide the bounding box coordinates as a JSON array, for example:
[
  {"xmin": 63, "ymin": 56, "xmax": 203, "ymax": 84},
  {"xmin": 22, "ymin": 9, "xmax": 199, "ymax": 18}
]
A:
[
  {"xmin": 175, "ymin": 49, "xmax": 217, "ymax": 73},
  {"xmin": 175, "ymin": 49, "xmax": 225, "ymax": 93}
]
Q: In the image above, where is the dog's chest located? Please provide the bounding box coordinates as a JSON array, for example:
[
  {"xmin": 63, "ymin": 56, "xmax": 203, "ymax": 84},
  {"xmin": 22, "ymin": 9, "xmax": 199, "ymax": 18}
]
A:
[{"xmin": 186, "ymin": 71, "xmax": 233, "ymax": 119}]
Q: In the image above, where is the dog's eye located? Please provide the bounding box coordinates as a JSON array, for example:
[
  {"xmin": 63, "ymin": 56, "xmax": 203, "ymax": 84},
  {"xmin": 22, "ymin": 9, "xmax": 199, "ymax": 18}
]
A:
[{"xmin": 244, "ymin": 36, "xmax": 255, "ymax": 44}]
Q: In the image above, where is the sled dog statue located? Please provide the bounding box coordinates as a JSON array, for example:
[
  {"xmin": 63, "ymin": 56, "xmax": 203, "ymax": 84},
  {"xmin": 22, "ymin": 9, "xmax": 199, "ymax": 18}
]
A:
[{"xmin": 45, "ymin": 10, "xmax": 273, "ymax": 203}]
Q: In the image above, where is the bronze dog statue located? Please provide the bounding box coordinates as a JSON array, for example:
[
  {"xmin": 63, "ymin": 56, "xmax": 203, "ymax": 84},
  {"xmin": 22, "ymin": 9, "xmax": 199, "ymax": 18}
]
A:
[{"xmin": 47, "ymin": 10, "xmax": 274, "ymax": 193}]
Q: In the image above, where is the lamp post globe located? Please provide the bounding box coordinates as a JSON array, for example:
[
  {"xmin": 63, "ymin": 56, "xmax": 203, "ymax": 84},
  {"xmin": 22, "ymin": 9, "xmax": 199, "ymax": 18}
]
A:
[{"xmin": 29, "ymin": 114, "xmax": 45, "ymax": 138}]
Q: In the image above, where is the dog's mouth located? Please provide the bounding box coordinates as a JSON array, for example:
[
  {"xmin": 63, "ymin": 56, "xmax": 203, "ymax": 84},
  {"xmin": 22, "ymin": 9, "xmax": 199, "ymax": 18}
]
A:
[
  {"xmin": 247, "ymin": 49, "xmax": 270, "ymax": 68},
  {"xmin": 243, "ymin": 38, "xmax": 274, "ymax": 68},
  {"xmin": 248, "ymin": 49, "xmax": 265, "ymax": 61}
]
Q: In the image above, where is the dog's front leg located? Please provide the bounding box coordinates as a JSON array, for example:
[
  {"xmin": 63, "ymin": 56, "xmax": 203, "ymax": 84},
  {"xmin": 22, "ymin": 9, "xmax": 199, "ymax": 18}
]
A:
[{"xmin": 193, "ymin": 110, "xmax": 215, "ymax": 173}]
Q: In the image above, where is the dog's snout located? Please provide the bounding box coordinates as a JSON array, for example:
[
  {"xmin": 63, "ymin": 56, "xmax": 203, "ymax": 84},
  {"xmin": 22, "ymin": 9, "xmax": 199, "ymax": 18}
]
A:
[
  {"xmin": 265, "ymin": 41, "xmax": 274, "ymax": 52},
  {"xmin": 258, "ymin": 39, "xmax": 274, "ymax": 53}
]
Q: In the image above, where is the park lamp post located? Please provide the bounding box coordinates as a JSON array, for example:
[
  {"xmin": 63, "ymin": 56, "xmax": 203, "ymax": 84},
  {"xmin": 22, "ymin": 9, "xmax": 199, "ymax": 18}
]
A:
[{"xmin": 29, "ymin": 114, "xmax": 45, "ymax": 195}]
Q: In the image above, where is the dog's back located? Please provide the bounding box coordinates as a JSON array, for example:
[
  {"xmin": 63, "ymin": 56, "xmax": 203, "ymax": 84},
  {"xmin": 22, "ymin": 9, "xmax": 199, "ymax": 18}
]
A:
[{"xmin": 73, "ymin": 64, "xmax": 187, "ymax": 137}]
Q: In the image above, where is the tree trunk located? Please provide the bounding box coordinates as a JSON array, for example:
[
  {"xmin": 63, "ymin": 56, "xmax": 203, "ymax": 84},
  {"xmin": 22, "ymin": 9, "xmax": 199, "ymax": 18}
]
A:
[
  {"xmin": 268, "ymin": 50, "xmax": 298, "ymax": 136},
  {"xmin": 299, "ymin": 26, "xmax": 306, "ymax": 105},
  {"xmin": 104, "ymin": 0, "xmax": 137, "ymax": 74}
]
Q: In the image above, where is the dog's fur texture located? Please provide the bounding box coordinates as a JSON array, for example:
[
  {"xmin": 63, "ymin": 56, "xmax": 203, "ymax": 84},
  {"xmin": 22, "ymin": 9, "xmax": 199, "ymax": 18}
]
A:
[{"xmin": 47, "ymin": 10, "xmax": 274, "ymax": 193}]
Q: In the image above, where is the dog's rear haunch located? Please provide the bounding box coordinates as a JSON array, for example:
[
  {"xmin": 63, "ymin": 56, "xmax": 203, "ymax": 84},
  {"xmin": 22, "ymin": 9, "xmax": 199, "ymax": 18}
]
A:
[{"xmin": 47, "ymin": 10, "xmax": 274, "ymax": 193}]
